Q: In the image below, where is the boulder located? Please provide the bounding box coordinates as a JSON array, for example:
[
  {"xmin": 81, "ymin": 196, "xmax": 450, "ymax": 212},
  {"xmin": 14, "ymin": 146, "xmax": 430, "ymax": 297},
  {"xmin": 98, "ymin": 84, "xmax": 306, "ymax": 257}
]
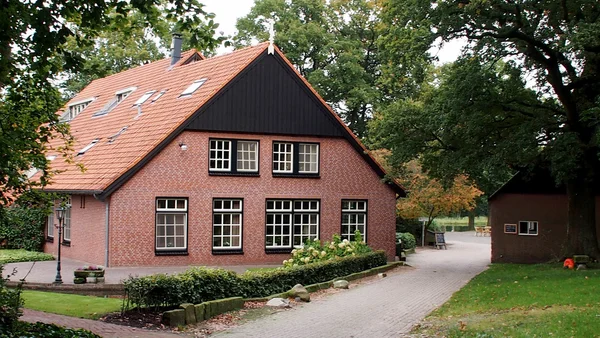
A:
[
  {"xmin": 266, "ymin": 298, "xmax": 290, "ymax": 308},
  {"xmin": 378, "ymin": 273, "xmax": 387, "ymax": 278},
  {"xmin": 333, "ymin": 280, "xmax": 349, "ymax": 289},
  {"xmin": 180, "ymin": 303, "xmax": 196, "ymax": 324},
  {"xmin": 577, "ymin": 264, "xmax": 588, "ymax": 270},
  {"xmin": 289, "ymin": 284, "xmax": 310, "ymax": 302},
  {"xmin": 162, "ymin": 309, "xmax": 185, "ymax": 327}
]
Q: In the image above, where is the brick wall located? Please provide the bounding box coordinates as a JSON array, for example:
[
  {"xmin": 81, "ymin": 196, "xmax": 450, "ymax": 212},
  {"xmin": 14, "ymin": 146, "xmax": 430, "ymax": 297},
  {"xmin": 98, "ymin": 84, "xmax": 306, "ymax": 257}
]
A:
[
  {"xmin": 106, "ymin": 131, "xmax": 397, "ymax": 267},
  {"xmin": 44, "ymin": 194, "xmax": 106, "ymax": 266}
]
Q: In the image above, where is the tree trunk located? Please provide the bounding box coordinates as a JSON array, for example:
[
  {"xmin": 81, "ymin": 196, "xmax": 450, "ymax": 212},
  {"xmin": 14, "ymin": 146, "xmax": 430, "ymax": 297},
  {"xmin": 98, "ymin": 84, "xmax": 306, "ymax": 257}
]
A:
[
  {"xmin": 564, "ymin": 166, "xmax": 600, "ymax": 259},
  {"xmin": 467, "ymin": 210, "xmax": 475, "ymax": 231}
]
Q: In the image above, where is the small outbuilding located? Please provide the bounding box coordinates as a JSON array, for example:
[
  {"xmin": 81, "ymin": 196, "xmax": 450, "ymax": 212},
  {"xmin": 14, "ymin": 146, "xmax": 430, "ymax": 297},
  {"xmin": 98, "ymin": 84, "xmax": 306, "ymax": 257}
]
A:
[{"xmin": 489, "ymin": 169, "xmax": 600, "ymax": 263}]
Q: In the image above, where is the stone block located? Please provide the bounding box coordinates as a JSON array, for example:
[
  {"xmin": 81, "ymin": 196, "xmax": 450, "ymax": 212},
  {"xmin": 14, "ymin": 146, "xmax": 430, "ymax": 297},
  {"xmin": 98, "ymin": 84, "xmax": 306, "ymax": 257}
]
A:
[
  {"xmin": 162, "ymin": 309, "xmax": 185, "ymax": 327},
  {"xmin": 194, "ymin": 304, "xmax": 205, "ymax": 322},
  {"xmin": 333, "ymin": 280, "xmax": 349, "ymax": 289},
  {"xmin": 180, "ymin": 303, "xmax": 196, "ymax": 325},
  {"xmin": 86, "ymin": 277, "xmax": 97, "ymax": 283}
]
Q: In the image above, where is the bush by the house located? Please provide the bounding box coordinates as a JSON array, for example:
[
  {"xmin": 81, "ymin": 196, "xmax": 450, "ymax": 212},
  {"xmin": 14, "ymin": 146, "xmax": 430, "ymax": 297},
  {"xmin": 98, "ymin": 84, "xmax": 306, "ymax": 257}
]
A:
[
  {"xmin": 396, "ymin": 233, "xmax": 416, "ymax": 250},
  {"xmin": 123, "ymin": 250, "xmax": 387, "ymax": 309},
  {"xmin": 4, "ymin": 322, "xmax": 100, "ymax": 338},
  {"xmin": 0, "ymin": 266, "xmax": 23, "ymax": 331},
  {"xmin": 0, "ymin": 207, "xmax": 46, "ymax": 252},
  {"xmin": 283, "ymin": 232, "xmax": 371, "ymax": 268}
]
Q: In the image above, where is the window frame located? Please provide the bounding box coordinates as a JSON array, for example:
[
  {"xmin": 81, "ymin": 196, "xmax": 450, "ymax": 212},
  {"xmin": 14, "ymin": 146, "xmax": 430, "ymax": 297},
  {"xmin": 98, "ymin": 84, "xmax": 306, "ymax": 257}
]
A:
[
  {"xmin": 155, "ymin": 197, "xmax": 189, "ymax": 255},
  {"xmin": 46, "ymin": 207, "xmax": 55, "ymax": 242},
  {"xmin": 180, "ymin": 78, "xmax": 207, "ymax": 97},
  {"xmin": 341, "ymin": 200, "xmax": 368, "ymax": 242},
  {"xmin": 272, "ymin": 141, "xmax": 320, "ymax": 178},
  {"xmin": 133, "ymin": 90, "xmax": 156, "ymax": 106},
  {"xmin": 212, "ymin": 198, "xmax": 244, "ymax": 254},
  {"xmin": 208, "ymin": 138, "xmax": 260, "ymax": 176},
  {"xmin": 265, "ymin": 199, "xmax": 320, "ymax": 253},
  {"xmin": 62, "ymin": 198, "xmax": 72, "ymax": 245},
  {"xmin": 518, "ymin": 220, "xmax": 538, "ymax": 236}
]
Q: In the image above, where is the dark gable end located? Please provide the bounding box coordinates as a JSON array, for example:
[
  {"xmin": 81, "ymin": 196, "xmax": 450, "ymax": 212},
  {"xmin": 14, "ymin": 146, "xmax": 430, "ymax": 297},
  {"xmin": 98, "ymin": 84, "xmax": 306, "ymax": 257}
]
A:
[
  {"xmin": 99, "ymin": 48, "xmax": 405, "ymax": 199},
  {"xmin": 185, "ymin": 51, "xmax": 343, "ymax": 137}
]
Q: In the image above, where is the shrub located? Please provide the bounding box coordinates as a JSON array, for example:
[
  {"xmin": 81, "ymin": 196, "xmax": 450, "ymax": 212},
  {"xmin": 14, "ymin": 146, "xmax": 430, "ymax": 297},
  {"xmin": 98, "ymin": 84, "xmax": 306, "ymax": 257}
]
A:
[
  {"xmin": 283, "ymin": 231, "xmax": 371, "ymax": 268},
  {"xmin": 0, "ymin": 207, "xmax": 46, "ymax": 252},
  {"xmin": 123, "ymin": 250, "xmax": 387, "ymax": 309},
  {"xmin": 5, "ymin": 322, "xmax": 100, "ymax": 337},
  {"xmin": 0, "ymin": 266, "xmax": 23, "ymax": 332},
  {"xmin": 396, "ymin": 233, "xmax": 416, "ymax": 250}
]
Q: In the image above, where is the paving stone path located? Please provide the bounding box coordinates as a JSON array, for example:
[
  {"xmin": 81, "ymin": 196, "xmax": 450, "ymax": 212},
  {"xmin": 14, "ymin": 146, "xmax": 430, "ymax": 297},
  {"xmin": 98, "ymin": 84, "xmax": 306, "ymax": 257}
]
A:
[
  {"xmin": 215, "ymin": 231, "xmax": 491, "ymax": 338},
  {"xmin": 21, "ymin": 309, "xmax": 184, "ymax": 338}
]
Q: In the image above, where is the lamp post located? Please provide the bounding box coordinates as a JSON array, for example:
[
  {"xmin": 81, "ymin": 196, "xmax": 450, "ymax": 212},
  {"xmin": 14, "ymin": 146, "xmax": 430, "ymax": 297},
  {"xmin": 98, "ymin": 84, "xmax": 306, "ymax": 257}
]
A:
[{"xmin": 54, "ymin": 206, "xmax": 65, "ymax": 284}]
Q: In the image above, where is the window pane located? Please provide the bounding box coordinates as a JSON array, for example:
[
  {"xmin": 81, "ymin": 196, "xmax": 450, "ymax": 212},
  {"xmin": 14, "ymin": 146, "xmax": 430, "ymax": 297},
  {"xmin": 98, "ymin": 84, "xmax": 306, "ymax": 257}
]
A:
[
  {"xmin": 273, "ymin": 142, "xmax": 293, "ymax": 173},
  {"xmin": 209, "ymin": 140, "xmax": 231, "ymax": 171},
  {"xmin": 298, "ymin": 144, "xmax": 318, "ymax": 173}
]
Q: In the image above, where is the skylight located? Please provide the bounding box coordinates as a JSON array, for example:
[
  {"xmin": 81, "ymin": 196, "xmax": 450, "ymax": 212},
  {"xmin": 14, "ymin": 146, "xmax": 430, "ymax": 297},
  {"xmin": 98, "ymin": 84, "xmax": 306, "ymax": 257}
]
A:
[
  {"xmin": 133, "ymin": 91, "xmax": 156, "ymax": 106},
  {"xmin": 108, "ymin": 127, "xmax": 128, "ymax": 144},
  {"xmin": 180, "ymin": 79, "xmax": 207, "ymax": 97},
  {"xmin": 77, "ymin": 139, "xmax": 99, "ymax": 156},
  {"xmin": 151, "ymin": 90, "xmax": 167, "ymax": 103}
]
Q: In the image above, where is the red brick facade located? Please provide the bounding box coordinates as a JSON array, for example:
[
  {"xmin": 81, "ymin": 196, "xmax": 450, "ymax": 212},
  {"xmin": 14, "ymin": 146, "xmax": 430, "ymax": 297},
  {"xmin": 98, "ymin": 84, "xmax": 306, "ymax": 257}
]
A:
[{"xmin": 44, "ymin": 195, "xmax": 107, "ymax": 266}]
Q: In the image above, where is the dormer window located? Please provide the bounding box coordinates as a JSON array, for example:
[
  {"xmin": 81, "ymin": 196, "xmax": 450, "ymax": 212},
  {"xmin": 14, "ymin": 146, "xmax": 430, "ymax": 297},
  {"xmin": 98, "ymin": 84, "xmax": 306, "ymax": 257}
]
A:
[
  {"xmin": 180, "ymin": 79, "xmax": 207, "ymax": 97},
  {"xmin": 133, "ymin": 91, "xmax": 156, "ymax": 106},
  {"xmin": 61, "ymin": 98, "xmax": 94, "ymax": 122},
  {"xmin": 92, "ymin": 87, "xmax": 137, "ymax": 118},
  {"xmin": 77, "ymin": 139, "xmax": 99, "ymax": 156}
]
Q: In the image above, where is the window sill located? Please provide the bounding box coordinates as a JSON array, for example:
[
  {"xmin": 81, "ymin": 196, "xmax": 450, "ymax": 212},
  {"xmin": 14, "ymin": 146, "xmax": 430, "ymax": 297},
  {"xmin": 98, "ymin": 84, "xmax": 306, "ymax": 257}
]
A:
[
  {"xmin": 212, "ymin": 249, "xmax": 244, "ymax": 255},
  {"xmin": 265, "ymin": 248, "xmax": 292, "ymax": 254},
  {"xmin": 272, "ymin": 173, "xmax": 320, "ymax": 179},
  {"xmin": 155, "ymin": 250, "xmax": 189, "ymax": 256},
  {"xmin": 46, "ymin": 237, "xmax": 54, "ymax": 243},
  {"xmin": 209, "ymin": 172, "xmax": 260, "ymax": 177},
  {"xmin": 61, "ymin": 241, "xmax": 71, "ymax": 247}
]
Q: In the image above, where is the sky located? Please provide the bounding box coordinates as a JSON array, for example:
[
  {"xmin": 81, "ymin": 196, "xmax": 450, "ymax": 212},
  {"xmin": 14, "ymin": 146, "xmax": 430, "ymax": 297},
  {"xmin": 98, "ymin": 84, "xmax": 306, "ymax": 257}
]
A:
[{"xmin": 202, "ymin": 0, "xmax": 463, "ymax": 63}]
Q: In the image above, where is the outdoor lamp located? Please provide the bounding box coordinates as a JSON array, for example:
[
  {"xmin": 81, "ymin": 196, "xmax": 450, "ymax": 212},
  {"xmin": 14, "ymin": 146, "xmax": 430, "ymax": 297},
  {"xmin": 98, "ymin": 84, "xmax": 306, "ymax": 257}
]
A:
[
  {"xmin": 56, "ymin": 207, "xmax": 65, "ymax": 222},
  {"xmin": 54, "ymin": 206, "xmax": 66, "ymax": 284}
]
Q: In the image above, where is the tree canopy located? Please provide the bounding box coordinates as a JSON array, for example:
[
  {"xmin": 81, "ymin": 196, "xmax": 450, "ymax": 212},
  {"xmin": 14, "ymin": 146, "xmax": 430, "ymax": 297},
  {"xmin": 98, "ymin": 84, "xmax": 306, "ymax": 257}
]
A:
[
  {"xmin": 374, "ymin": 0, "xmax": 600, "ymax": 257},
  {"xmin": 0, "ymin": 0, "xmax": 221, "ymax": 206}
]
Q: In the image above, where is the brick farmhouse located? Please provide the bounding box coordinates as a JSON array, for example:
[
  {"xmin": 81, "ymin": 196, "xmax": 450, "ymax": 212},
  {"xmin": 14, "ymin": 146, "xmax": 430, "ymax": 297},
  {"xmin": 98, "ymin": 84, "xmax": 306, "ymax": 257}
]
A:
[{"xmin": 41, "ymin": 39, "xmax": 405, "ymax": 267}]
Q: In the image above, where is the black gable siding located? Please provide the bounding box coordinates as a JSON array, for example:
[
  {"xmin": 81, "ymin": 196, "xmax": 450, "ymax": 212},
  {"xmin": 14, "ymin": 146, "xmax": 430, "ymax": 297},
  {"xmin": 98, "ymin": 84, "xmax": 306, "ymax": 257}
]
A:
[{"xmin": 185, "ymin": 51, "xmax": 344, "ymax": 137}]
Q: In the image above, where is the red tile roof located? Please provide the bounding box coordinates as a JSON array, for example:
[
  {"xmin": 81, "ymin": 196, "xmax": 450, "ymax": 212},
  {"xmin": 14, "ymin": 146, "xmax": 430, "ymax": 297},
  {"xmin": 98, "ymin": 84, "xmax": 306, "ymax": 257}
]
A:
[{"xmin": 42, "ymin": 43, "xmax": 404, "ymax": 196}]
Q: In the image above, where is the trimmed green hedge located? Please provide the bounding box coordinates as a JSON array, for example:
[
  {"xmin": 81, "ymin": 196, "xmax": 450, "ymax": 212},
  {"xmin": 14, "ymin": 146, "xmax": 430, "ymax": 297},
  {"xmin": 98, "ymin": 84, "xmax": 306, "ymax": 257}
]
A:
[
  {"xmin": 124, "ymin": 250, "xmax": 387, "ymax": 309},
  {"xmin": 2, "ymin": 322, "xmax": 100, "ymax": 338},
  {"xmin": 0, "ymin": 207, "xmax": 47, "ymax": 252}
]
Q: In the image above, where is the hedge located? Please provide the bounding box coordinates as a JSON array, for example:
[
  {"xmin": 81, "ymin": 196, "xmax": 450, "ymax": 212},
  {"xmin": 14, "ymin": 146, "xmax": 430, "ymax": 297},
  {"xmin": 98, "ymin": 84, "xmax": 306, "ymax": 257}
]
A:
[
  {"xmin": 0, "ymin": 322, "xmax": 100, "ymax": 338},
  {"xmin": 0, "ymin": 207, "xmax": 47, "ymax": 252},
  {"xmin": 124, "ymin": 250, "xmax": 387, "ymax": 309}
]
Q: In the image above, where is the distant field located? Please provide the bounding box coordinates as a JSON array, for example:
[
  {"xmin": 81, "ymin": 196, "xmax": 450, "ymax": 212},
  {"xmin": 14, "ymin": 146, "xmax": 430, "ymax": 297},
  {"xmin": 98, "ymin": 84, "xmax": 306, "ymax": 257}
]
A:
[{"xmin": 435, "ymin": 217, "xmax": 488, "ymax": 227}]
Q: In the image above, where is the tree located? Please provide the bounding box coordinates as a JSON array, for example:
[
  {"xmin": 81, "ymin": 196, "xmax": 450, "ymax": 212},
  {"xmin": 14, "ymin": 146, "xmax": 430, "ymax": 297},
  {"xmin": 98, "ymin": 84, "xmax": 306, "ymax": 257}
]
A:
[
  {"xmin": 376, "ymin": 0, "xmax": 600, "ymax": 257},
  {"xmin": 235, "ymin": 0, "xmax": 383, "ymax": 137},
  {"xmin": 371, "ymin": 150, "xmax": 482, "ymax": 229},
  {"xmin": 0, "ymin": 0, "xmax": 221, "ymax": 207}
]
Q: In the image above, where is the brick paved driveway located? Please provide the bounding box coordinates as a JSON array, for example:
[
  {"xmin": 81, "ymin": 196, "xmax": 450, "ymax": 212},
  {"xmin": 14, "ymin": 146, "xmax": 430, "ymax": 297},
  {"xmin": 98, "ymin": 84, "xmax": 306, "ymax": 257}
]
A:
[{"xmin": 215, "ymin": 231, "xmax": 490, "ymax": 338}]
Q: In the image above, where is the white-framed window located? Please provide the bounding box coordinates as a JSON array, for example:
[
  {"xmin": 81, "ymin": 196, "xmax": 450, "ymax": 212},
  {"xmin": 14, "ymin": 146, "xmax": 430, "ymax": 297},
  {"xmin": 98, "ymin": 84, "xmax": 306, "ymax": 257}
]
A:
[
  {"xmin": 266, "ymin": 199, "xmax": 319, "ymax": 249},
  {"xmin": 341, "ymin": 200, "xmax": 367, "ymax": 241},
  {"xmin": 209, "ymin": 139, "xmax": 231, "ymax": 171},
  {"xmin": 180, "ymin": 79, "xmax": 207, "ymax": 96},
  {"xmin": 237, "ymin": 141, "xmax": 258, "ymax": 172},
  {"xmin": 209, "ymin": 139, "xmax": 259, "ymax": 174},
  {"xmin": 273, "ymin": 142, "xmax": 293, "ymax": 173},
  {"xmin": 213, "ymin": 199, "xmax": 243, "ymax": 250},
  {"xmin": 77, "ymin": 139, "xmax": 99, "ymax": 156},
  {"xmin": 61, "ymin": 98, "xmax": 94, "ymax": 122},
  {"xmin": 151, "ymin": 90, "xmax": 167, "ymax": 103},
  {"xmin": 298, "ymin": 144, "xmax": 319, "ymax": 173},
  {"xmin": 47, "ymin": 209, "xmax": 55, "ymax": 238},
  {"xmin": 518, "ymin": 221, "xmax": 538, "ymax": 236},
  {"xmin": 63, "ymin": 199, "xmax": 72, "ymax": 242},
  {"xmin": 156, "ymin": 198, "xmax": 188, "ymax": 251}
]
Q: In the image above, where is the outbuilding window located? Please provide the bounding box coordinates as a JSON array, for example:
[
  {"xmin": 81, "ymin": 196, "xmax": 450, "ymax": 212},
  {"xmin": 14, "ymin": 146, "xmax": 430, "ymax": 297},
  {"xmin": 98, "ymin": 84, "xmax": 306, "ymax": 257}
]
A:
[
  {"xmin": 518, "ymin": 221, "xmax": 538, "ymax": 236},
  {"xmin": 155, "ymin": 198, "xmax": 188, "ymax": 253}
]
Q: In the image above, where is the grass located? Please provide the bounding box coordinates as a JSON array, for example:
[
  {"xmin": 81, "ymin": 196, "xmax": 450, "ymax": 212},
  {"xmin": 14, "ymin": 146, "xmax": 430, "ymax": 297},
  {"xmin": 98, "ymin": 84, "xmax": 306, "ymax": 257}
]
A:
[
  {"xmin": 435, "ymin": 216, "xmax": 488, "ymax": 227},
  {"xmin": 415, "ymin": 263, "xmax": 600, "ymax": 337},
  {"xmin": 21, "ymin": 290, "xmax": 123, "ymax": 319},
  {"xmin": 0, "ymin": 249, "xmax": 54, "ymax": 264}
]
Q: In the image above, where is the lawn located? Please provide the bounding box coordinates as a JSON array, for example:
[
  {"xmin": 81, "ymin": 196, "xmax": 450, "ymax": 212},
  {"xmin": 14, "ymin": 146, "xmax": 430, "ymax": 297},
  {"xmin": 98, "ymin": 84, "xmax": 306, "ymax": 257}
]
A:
[
  {"xmin": 0, "ymin": 249, "xmax": 54, "ymax": 264},
  {"xmin": 21, "ymin": 290, "xmax": 123, "ymax": 319},
  {"xmin": 415, "ymin": 264, "xmax": 600, "ymax": 337}
]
